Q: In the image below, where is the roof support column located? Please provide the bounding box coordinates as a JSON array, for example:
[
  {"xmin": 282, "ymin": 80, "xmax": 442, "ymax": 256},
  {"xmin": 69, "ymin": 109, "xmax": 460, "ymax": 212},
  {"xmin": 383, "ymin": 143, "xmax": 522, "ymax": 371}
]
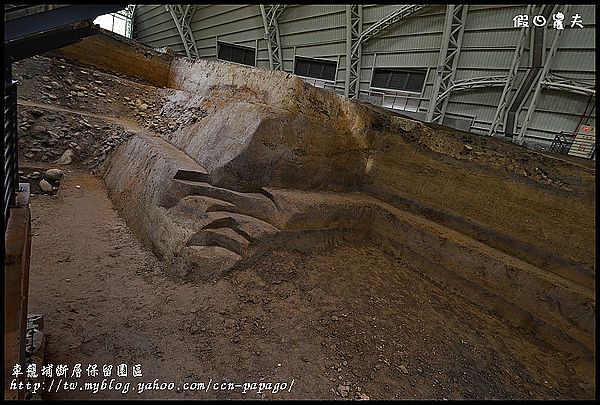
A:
[
  {"xmin": 345, "ymin": 5, "xmax": 362, "ymax": 99},
  {"xmin": 426, "ymin": 5, "xmax": 468, "ymax": 124},
  {"xmin": 260, "ymin": 5, "xmax": 285, "ymax": 71},
  {"xmin": 488, "ymin": 5, "xmax": 532, "ymax": 136},
  {"xmin": 165, "ymin": 5, "xmax": 198, "ymax": 59},
  {"xmin": 516, "ymin": 5, "xmax": 570, "ymax": 144}
]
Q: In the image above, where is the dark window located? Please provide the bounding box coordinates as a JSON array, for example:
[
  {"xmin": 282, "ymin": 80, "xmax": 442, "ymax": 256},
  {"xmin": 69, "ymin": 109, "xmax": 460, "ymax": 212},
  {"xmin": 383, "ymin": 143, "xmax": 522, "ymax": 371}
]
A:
[
  {"xmin": 371, "ymin": 69, "xmax": 426, "ymax": 92},
  {"xmin": 217, "ymin": 42, "xmax": 255, "ymax": 66},
  {"xmin": 294, "ymin": 57, "xmax": 337, "ymax": 81}
]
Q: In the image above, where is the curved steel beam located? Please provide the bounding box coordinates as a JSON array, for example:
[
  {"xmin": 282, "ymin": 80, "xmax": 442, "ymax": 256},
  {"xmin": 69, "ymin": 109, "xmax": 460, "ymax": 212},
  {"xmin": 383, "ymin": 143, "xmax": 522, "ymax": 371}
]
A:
[
  {"xmin": 488, "ymin": 4, "xmax": 532, "ymax": 136},
  {"xmin": 436, "ymin": 76, "xmax": 507, "ymax": 102},
  {"xmin": 359, "ymin": 4, "xmax": 426, "ymax": 45},
  {"xmin": 516, "ymin": 5, "xmax": 570, "ymax": 144},
  {"xmin": 346, "ymin": 4, "xmax": 426, "ymax": 99},
  {"xmin": 426, "ymin": 4, "xmax": 469, "ymax": 123},
  {"xmin": 542, "ymin": 75, "xmax": 595, "ymax": 96},
  {"xmin": 165, "ymin": 5, "xmax": 198, "ymax": 59},
  {"xmin": 260, "ymin": 5, "xmax": 286, "ymax": 71}
]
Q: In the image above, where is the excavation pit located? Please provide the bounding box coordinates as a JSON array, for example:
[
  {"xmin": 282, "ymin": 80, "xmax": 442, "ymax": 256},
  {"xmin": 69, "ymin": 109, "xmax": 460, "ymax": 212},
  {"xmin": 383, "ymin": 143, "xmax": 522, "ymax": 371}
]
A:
[{"xmin": 15, "ymin": 31, "xmax": 595, "ymax": 399}]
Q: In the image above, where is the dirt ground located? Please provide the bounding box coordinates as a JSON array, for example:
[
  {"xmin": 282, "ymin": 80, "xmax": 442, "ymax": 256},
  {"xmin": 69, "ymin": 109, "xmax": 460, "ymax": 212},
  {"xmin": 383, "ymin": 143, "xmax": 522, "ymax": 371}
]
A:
[
  {"xmin": 11, "ymin": 41, "xmax": 594, "ymax": 400},
  {"xmin": 26, "ymin": 167, "xmax": 593, "ymax": 400}
]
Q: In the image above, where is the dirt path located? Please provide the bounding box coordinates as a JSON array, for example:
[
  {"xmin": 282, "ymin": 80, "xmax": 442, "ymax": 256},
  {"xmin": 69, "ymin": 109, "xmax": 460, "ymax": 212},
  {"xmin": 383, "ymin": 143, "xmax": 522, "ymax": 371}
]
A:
[
  {"xmin": 17, "ymin": 100, "xmax": 149, "ymax": 135},
  {"xmin": 26, "ymin": 168, "xmax": 593, "ymax": 400}
]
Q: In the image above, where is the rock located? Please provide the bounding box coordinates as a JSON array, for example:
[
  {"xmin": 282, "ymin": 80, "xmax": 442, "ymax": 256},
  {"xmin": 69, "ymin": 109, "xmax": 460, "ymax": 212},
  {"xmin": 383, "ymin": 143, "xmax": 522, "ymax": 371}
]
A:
[
  {"xmin": 399, "ymin": 365, "xmax": 409, "ymax": 374},
  {"xmin": 44, "ymin": 168, "xmax": 64, "ymax": 181},
  {"xmin": 39, "ymin": 179, "xmax": 53, "ymax": 193},
  {"xmin": 30, "ymin": 171, "xmax": 41, "ymax": 179},
  {"xmin": 31, "ymin": 125, "xmax": 47, "ymax": 134},
  {"xmin": 464, "ymin": 144, "xmax": 473, "ymax": 151},
  {"xmin": 337, "ymin": 385, "xmax": 350, "ymax": 398},
  {"xmin": 56, "ymin": 149, "xmax": 75, "ymax": 165},
  {"xmin": 138, "ymin": 103, "xmax": 148, "ymax": 112},
  {"xmin": 358, "ymin": 393, "xmax": 370, "ymax": 400},
  {"xmin": 331, "ymin": 315, "xmax": 339, "ymax": 322},
  {"xmin": 77, "ymin": 92, "xmax": 85, "ymax": 97},
  {"xmin": 75, "ymin": 185, "xmax": 81, "ymax": 189},
  {"xmin": 48, "ymin": 94, "xmax": 58, "ymax": 100},
  {"xmin": 42, "ymin": 76, "xmax": 50, "ymax": 82},
  {"xmin": 51, "ymin": 81, "xmax": 60, "ymax": 89}
]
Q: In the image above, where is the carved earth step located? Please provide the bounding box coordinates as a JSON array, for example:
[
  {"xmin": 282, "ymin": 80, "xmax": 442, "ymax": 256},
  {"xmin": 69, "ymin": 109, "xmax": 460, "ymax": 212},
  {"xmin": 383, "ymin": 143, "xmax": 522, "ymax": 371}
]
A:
[
  {"xmin": 171, "ymin": 179, "xmax": 279, "ymax": 223},
  {"xmin": 175, "ymin": 245, "xmax": 241, "ymax": 281},
  {"xmin": 187, "ymin": 227, "xmax": 250, "ymax": 256},
  {"xmin": 200, "ymin": 212, "xmax": 280, "ymax": 242}
]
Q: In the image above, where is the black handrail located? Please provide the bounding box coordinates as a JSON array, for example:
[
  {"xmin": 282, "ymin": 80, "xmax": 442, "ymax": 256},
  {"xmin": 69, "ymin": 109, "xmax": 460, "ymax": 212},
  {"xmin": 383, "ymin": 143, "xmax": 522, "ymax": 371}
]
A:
[
  {"xmin": 549, "ymin": 131, "xmax": 575, "ymax": 155},
  {"xmin": 4, "ymin": 70, "xmax": 19, "ymax": 232}
]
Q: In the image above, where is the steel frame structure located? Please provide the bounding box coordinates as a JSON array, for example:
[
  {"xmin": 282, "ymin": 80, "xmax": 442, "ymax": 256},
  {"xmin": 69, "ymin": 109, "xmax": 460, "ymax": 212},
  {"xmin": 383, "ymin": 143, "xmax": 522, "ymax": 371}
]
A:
[
  {"xmin": 122, "ymin": 5, "xmax": 136, "ymax": 38},
  {"xmin": 166, "ymin": 5, "xmax": 199, "ymax": 59},
  {"xmin": 345, "ymin": 4, "xmax": 425, "ymax": 99},
  {"xmin": 503, "ymin": 4, "xmax": 551, "ymax": 139},
  {"xmin": 260, "ymin": 5, "xmax": 286, "ymax": 71},
  {"xmin": 437, "ymin": 76, "xmax": 507, "ymax": 102},
  {"xmin": 345, "ymin": 5, "xmax": 362, "ymax": 98},
  {"xmin": 426, "ymin": 4, "xmax": 468, "ymax": 124},
  {"xmin": 542, "ymin": 74, "xmax": 595, "ymax": 96},
  {"xmin": 516, "ymin": 5, "xmax": 570, "ymax": 144},
  {"xmin": 488, "ymin": 5, "xmax": 532, "ymax": 136},
  {"xmin": 105, "ymin": 5, "xmax": 136, "ymax": 38}
]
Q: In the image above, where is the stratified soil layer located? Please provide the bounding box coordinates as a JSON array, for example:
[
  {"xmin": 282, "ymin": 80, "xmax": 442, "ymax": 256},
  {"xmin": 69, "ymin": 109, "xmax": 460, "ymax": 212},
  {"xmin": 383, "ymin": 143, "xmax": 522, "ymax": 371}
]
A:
[{"xmin": 26, "ymin": 168, "xmax": 594, "ymax": 399}]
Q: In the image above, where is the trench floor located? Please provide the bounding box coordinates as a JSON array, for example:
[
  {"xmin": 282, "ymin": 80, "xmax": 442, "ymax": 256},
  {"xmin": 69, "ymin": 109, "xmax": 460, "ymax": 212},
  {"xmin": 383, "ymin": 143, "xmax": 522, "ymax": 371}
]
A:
[{"xmin": 27, "ymin": 167, "xmax": 593, "ymax": 399}]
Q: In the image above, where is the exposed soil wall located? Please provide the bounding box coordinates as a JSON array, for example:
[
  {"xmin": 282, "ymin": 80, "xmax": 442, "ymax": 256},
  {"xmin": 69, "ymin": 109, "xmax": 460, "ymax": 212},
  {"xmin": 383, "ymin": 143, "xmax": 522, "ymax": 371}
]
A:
[{"xmin": 49, "ymin": 29, "xmax": 173, "ymax": 87}]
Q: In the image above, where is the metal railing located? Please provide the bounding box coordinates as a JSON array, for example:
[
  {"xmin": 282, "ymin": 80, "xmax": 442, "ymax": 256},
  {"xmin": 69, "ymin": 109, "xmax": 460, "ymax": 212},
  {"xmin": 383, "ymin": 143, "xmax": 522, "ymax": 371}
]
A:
[
  {"xmin": 303, "ymin": 77, "xmax": 428, "ymax": 114},
  {"xmin": 548, "ymin": 131, "xmax": 575, "ymax": 155},
  {"xmin": 4, "ymin": 79, "xmax": 19, "ymax": 231}
]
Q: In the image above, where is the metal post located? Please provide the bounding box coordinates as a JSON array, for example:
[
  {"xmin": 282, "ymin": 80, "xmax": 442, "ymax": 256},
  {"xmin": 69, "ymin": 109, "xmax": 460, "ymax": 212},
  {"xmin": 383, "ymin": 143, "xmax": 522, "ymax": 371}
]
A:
[
  {"xmin": 260, "ymin": 5, "xmax": 273, "ymax": 70},
  {"xmin": 260, "ymin": 5, "xmax": 285, "ymax": 71},
  {"xmin": 426, "ymin": 5, "xmax": 453, "ymax": 122},
  {"xmin": 516, "ymin": 5, "xmax": 570, "ymax": 144},
  {"xmin": 344, "ymin": 5, "xmax": 352, "ymax": 97},
  {"xmin": 166, "ymin": 5, "xmax": 198, "ymax": 59},
  {"xmin": 345, "ymin": 5, "xmax": 362, "ymax": 99},
  {"xmin": 438, "ymin": 5, "xmax": 468, "ymax": 121},
  {"xmin": 346, "ymin": 5, "xmax": 425, "ymax": 99},
  {"xmin": 488, "ymin": 5, "xmax": 532, "ymax": 136}
]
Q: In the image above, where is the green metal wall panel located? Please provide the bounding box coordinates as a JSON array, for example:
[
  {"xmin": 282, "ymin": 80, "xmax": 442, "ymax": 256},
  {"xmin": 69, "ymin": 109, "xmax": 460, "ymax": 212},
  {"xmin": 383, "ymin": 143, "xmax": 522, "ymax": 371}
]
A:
[{"xmin": 132, "ymin": 4, "xmax": 596, "ymax": 145}]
